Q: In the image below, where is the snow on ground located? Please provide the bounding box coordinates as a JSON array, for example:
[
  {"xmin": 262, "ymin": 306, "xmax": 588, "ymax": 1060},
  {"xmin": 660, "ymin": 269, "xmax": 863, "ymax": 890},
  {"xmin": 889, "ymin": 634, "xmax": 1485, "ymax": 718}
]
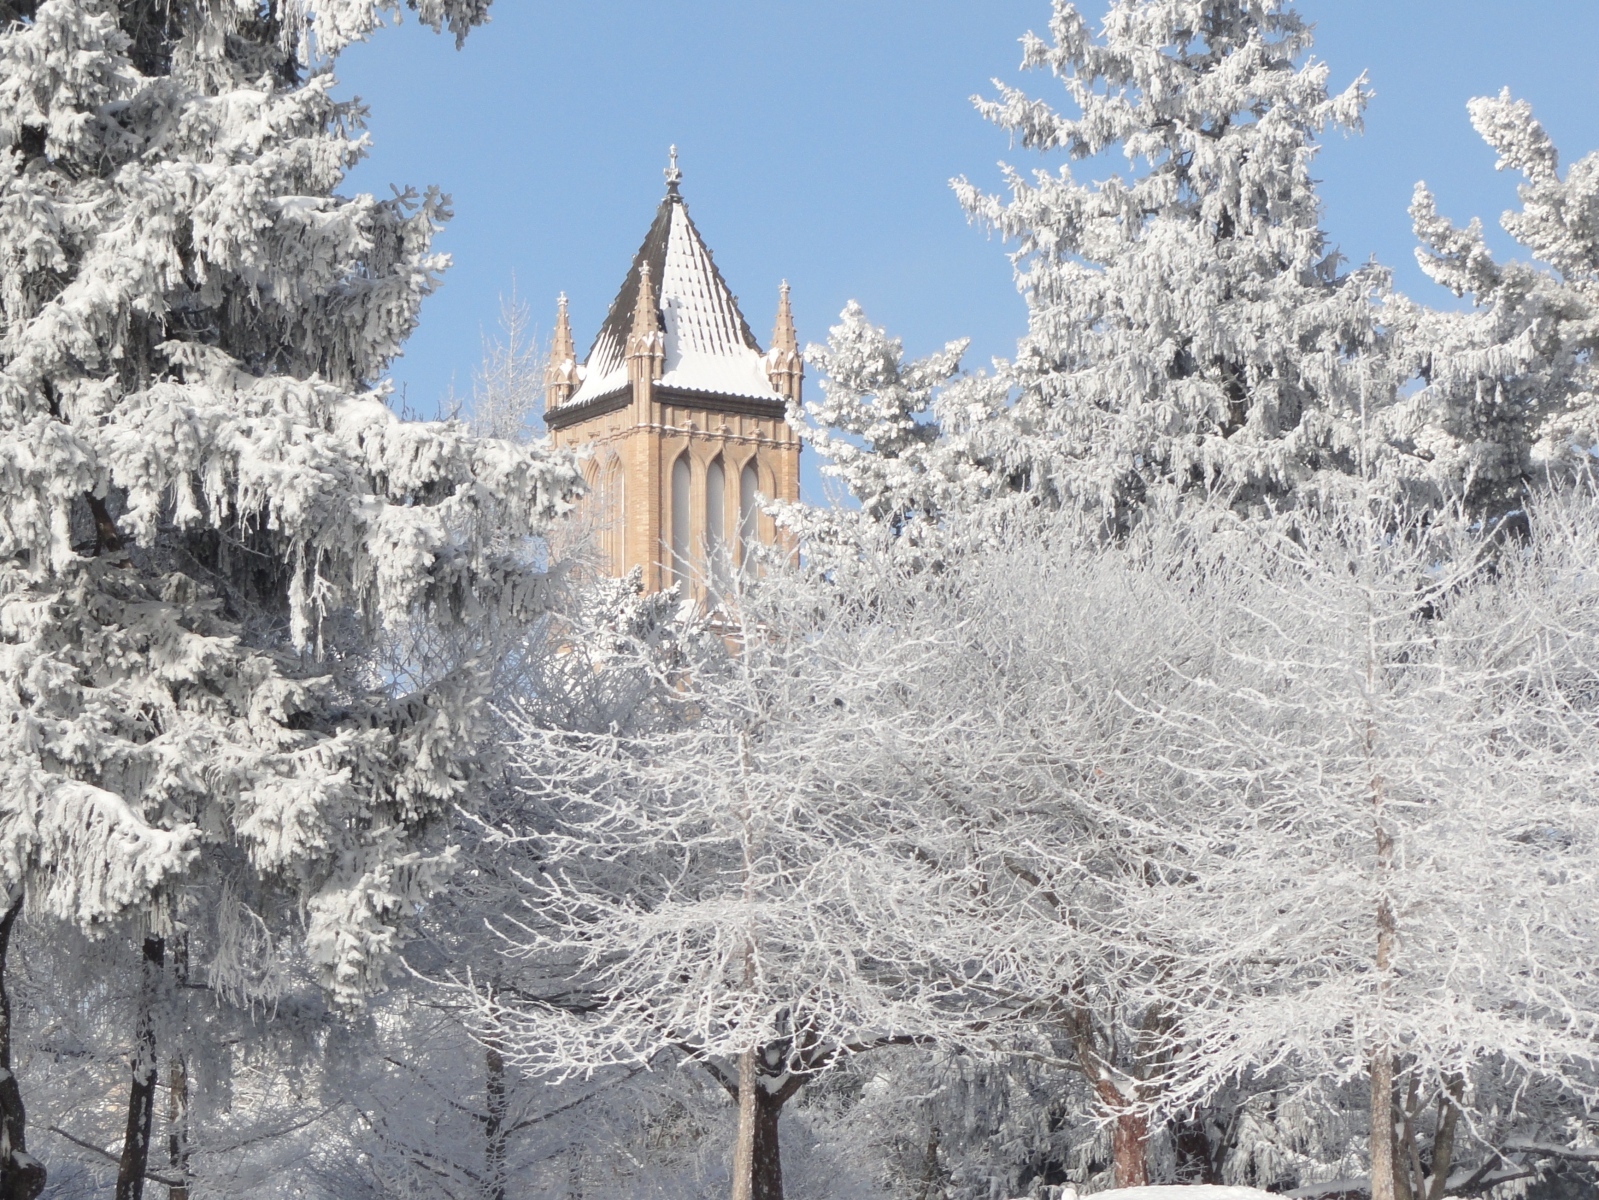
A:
[{"xmin": 1089, "ymin": 1188, "xmax": 1284, "ymax": 1200}]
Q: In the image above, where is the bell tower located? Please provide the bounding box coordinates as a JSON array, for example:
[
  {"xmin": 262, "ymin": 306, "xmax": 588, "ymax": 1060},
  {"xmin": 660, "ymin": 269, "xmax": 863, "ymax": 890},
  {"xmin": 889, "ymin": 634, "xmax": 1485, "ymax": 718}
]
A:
[{"xmin": 544, "ymin": 150, "xmax": 802, "ymax": 599}]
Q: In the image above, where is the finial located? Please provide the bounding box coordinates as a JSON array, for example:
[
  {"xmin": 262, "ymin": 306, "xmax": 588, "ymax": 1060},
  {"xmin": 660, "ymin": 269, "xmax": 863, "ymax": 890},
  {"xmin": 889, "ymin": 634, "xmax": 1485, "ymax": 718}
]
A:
[{"xmin": 664, "ymin": 145, "xmax": 682, "ymax": 195}]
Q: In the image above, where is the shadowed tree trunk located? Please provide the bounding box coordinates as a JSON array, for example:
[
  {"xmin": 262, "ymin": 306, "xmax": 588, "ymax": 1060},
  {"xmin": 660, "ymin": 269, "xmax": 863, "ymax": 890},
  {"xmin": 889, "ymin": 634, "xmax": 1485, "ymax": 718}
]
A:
[
  {"xmin": 116, "ymin": 935, "xmax": 163, "ymax": 1200},
  {"xmin": 1174, "ymin": 1111, "xmax": 1223, "ymax": 1185},
  {"xmin": 749, "ymin": 1085, "xmax": 784, "ymax": 1200},
  {"xmin": 0, "ymin": 895, "xmax": 45, "ymax": 1200},
  {"xmin": 1112, "ymin": 1110, "xmax": 1149, "ymax": 1189},
  {"xmin": 484, "ymin": 1038, "xmax": 509, "ymax": 1200},
  {"xmin": 166, "ymin": 935, "xmax": 189, "ymax": 1200}
]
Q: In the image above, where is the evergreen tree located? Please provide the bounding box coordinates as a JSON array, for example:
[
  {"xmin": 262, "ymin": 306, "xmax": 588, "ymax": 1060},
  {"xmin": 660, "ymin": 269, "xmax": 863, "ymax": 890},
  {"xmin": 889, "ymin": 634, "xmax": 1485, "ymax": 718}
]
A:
[
  {"xmin": 795, "ymin": 0, "xmax": 1414, "ymax": 536},
  {"xmin": 957, "ymin": 0, "xmax": 1400, "ymax": 524},
  {"xmin": 1404, "ymin": 90, "xmax": 1599, "ymax": 513},
  {"xmin": 0, "ymin": 1, "xmax": 576, "ymax": 1193}
]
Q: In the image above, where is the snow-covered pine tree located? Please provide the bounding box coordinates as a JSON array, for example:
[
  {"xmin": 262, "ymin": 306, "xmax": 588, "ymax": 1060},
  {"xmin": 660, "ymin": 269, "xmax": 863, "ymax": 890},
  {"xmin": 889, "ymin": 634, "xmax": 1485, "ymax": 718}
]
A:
[
  {"xmin": 954, "ymin": 0, "xmax": 1404, "ymax": 525},
  {"xmin": 1403, "ymin": 90, "xmax": 1599, "ymax": 514},
  {"xmin": 795, "ymin": 0, "xmax": 1409, "ymax": 537},
  {"xmin": 0, "ymin": 1, "xmax": 577, "ymax": 1193}
]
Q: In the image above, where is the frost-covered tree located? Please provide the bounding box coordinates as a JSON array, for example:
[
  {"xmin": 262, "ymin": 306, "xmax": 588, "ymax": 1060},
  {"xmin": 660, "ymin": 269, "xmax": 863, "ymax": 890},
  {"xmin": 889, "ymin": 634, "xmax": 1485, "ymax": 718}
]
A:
[
  {"xmin": 792, "ymin": 302, "xmax": 983, "ymax": 534},
  {"xmin": 0, "ymin": 0, "xmax": 577, "ymax": 1193},
  {"xmin": 797, "ymin": 0, "xmax": 1412, "ymax": 536},
  {"xmin": 1150, "ymin": 494, "xmax": 1599, "ymax": 1200},
  {"xmin": 483, "ymin": 571, "xmax": 1036, "ymax": 1200},
  {"xmin": 487, "ymin": 513, "xmax": 1300, "ymax": 1194},
  {"xmin": 955, "ymin": 0, "xmax": 1403, "ymax": 522},
  {"xmin": 1403, "ymin": 91, "xmax": 1599, "ymax": 514}
]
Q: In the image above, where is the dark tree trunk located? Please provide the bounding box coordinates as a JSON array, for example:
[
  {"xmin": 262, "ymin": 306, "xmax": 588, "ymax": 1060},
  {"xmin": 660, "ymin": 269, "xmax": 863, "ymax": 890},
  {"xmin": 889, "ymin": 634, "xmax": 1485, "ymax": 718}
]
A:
[
  {"xmin": 484, "ymin": 1041, "xmax": 508, "ymax": 1200},
  {"xmin": 750, "ymin": 1085, "xmax": 783, "ymax": 1200},
  {"xmin": 166, "ymin": 935, "xmax": 189, "ymax": 1200},
  {"xmin": 116, "ymin": 935, "xmax": 163, "ymax": 1200},
  {"xmin": 1112, "ymin": 1110, "xmax": 1149, "ymax": 1190},
  {"xmin": 1424, "ymin": 1078, "xmax": 1463, "ymax": 1200},
  {"xmin": 0, "ymin": 895, "xmax": 45, "ymax": 1200},
  {"xmin": 1174, "ymin": 1113, "xmax": 1221, "ymax": 1185}
]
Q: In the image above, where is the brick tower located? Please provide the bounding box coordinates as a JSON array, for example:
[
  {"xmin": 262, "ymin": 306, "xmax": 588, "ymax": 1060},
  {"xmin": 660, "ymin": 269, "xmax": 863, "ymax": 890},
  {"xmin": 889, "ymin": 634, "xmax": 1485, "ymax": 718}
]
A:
[{"xmin": 543, "ymin": 150, "xmax": 802, "ymax": 599}]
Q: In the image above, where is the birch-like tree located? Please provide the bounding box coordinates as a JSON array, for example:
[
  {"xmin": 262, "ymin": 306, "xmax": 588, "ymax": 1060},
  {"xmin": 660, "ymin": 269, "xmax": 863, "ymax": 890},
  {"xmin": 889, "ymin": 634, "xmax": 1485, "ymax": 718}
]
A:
[{"xmin": 0, "ymin": 1, "xmax": 577, "ymax": 1194}]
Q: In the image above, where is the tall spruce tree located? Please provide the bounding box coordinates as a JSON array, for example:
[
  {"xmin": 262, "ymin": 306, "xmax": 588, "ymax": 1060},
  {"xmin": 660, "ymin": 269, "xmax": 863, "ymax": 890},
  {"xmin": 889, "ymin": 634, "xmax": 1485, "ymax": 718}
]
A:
[
  {"xmin": 0, "ymin": 1, "xmax": 575, "ymax": 1194},
  {"xmin": 954, "ymin": 0, "xmax": 1401, "ymax": 525},
  {"xmin": 794, "ymin": 0, "xmax": 1417, "ymax": 538}
]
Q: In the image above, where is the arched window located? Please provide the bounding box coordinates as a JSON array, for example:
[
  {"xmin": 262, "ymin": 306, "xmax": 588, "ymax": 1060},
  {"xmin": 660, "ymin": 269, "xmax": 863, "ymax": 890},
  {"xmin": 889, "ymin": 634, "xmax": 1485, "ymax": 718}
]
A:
[
  {"xmin": 739, "ymin": 459, "xmax": 761, "ymax": 574},
  {"xmin": 705, "ymin": 457, "xmax": 727, "ymax": 599},
  {"xmin": 670, "ymin": 453, "xmax": 692, "ymax": 590},
  {"xmin": 600, "ymin": 456, "xmax": 624, "ymax": 575}
]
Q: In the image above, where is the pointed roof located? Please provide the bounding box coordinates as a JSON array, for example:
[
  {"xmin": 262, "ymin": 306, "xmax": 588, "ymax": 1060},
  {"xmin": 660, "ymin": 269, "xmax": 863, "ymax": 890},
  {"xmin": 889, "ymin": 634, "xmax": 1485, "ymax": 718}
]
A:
[{"xmin": 563, "ymin": 165, "xmax": 783, "ymax": 409}]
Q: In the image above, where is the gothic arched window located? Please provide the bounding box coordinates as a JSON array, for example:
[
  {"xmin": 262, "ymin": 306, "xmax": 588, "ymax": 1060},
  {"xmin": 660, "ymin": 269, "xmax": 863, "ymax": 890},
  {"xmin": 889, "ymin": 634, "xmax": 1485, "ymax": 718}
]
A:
[
  {"xmin": 671, "ymin": 452, "xmax": 692, "ymax": 589},
  {"xmin": 600, "ymin": 455, "xmax": 624, "ymax": 576},
  {"xmin": 705, "ymin": 456, "xmax": 727, "ymax": 599},
  {"xmin": 739, "ymin": 458, "xmax": 761, "ymax": 574}
]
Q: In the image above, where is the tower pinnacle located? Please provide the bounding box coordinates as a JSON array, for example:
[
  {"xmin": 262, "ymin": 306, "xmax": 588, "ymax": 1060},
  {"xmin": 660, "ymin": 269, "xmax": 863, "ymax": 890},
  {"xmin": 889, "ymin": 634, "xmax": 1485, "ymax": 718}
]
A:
[
  {"xmin": 544, "ymin": 292, "xmax": 579, "ymax": 412},
  {"xmin": 626, "ymin": 261, "xmax": 664, "ymax": 388},
  {"xmin": 766, "ymin": 280, "xmax": 803, "ymax": 405},
  {"xmin": 664, "ymin": 145, "xmax": 682, "ymax": 196}
]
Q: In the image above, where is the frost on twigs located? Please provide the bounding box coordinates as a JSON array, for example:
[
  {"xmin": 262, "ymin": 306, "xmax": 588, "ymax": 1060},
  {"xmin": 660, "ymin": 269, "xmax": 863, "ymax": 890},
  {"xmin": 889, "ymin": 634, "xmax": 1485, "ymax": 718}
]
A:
[{"xmin": 0, "ymin": 0, "xmax": 580, "ymax": 1005}]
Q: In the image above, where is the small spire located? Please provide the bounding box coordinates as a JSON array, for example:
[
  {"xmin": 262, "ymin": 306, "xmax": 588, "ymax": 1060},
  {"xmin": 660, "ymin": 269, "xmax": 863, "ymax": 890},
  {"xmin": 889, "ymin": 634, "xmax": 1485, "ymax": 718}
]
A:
[
  {"xmin": 767, "ymin": 280, "xmax": 802, "ymax": 404},
  {"xmin": 544, "ymin": 292, "xmax": 579, "ymax": 411},
  {"xmin": 771, "ymin": 280, "xmax": 797, "ymax": 354},
  {"xmin": 627, "ymin": 261, "xmax": 665, "ymax": 387},
  {"xmin": 551, "ymin": 293, "xmax": 574, "ymax": 358},
  {"xmin": 664, "ymin": 145, "xmax": 682, "ymax": 196},
  {"xmin": 632, "ymin": 262, "xmax": 659, "ymax": 340}
]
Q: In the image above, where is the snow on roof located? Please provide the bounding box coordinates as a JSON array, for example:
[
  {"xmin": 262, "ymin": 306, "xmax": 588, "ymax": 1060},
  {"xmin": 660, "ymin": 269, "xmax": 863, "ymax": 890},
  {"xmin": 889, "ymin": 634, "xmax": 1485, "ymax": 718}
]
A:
[{"xmin": 563, "ymin": 187, "xmax": 783, "ymax": 409}]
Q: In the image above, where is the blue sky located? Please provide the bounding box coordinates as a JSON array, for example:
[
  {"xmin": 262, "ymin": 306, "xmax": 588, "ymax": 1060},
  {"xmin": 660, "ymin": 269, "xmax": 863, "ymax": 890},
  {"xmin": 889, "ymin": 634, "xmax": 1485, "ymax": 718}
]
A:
[{"xmin": 336, "ymin": 2, "xmax": 1599, "ymax": 502}]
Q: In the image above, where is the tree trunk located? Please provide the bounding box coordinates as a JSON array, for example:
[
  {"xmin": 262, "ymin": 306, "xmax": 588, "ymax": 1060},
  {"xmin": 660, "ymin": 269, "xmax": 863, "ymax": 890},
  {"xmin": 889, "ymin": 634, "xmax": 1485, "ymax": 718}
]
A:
[
  {"xmin": 1112, "ymin": 1110, "xmax": 1149, "ymax": 1189},
  {"xmin": 1425, "ymin": 1078, "xmax": 1463, "ymax": 1200},
  {"xmin": 1174, "ymin": 1112, "xmax": 1220, "ymax": 1185},
  {"xmin": 914, "ymin": 1126, "xmax": 943, "ymax": 1200},
  {"xmin": 0, "ymin": 895, "xmax": 45, "ymax": 1200},
  {"xmin": 484, "ymin": 1041, "xmax": 508, "ymax": 1200},
  {"xmin": 167, "ymin": 937, "xmax": 188, "ymax": 1200},
  {"xmin": 730, "ymin": 1048, "xmax": 758, "ymax": 1200},
  {"xmin": 1369, "ymin": 1048, "xmax": 1396, "ymax": 1200},
  {"xmin": 750, "ymin": 1082, "xmax": 783, "ymax": 1200},
  {"xmin": 116, "ymin": 935, "xmax": 163, "ymax": 1200},
  {"xmin": 165, "ymin": 1056, "xmax": 188, "ymax": 1200}
]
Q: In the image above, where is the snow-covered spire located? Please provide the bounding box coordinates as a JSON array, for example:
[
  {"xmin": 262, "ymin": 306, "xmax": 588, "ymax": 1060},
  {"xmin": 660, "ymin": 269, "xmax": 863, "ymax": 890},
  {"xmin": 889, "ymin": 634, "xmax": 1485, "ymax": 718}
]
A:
[
  {"xmin": 766, "ymin": 280, "xmax": 803, "ymax": 405},
  {"xmin": 545, "ymin": 292, "xmax": 579, "ymax": 412},
  {"xmin": 558, "ymin": 176, "xmax": 785, "ymax": 412}
]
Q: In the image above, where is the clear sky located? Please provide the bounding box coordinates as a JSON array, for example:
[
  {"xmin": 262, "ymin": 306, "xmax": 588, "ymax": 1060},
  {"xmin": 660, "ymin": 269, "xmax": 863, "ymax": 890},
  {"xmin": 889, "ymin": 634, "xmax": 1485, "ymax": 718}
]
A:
[{"xmin": 335, "ymin": 2, "xmax": 1599, "ymax": 502}]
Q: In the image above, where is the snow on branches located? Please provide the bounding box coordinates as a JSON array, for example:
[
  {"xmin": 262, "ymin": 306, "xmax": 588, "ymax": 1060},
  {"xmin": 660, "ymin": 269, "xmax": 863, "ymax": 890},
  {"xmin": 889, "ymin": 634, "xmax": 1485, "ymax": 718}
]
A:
[
  {"xmin": 0, "ymin": 0, "xmax": 579, "ymax": 1003},
  {"xmin": 1403, "ymin": 90, "xmax": 1599, "ymax": 512}
]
